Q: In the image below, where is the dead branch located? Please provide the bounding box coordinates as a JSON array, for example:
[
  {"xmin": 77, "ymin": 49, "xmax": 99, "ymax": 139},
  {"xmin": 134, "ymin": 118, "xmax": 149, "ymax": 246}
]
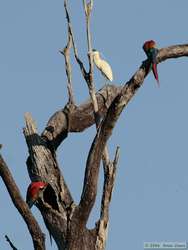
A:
[
  {"xmin": 41, "ymin": 85, "xmax": 121, "ymax": 150},
  {"xmin": 83, "ymin": 0, "xmax": 112, "ymax": 176},
  {"xmin": 116, "ymin": 43, "xmax": 188, "ymax": 111},
  {"xmin": 60, "ymin": 30, "xmax": 75, "ymax": 105},
  {"xmin": 83, "ymin": 0, "xmax": 100, "ymax": 125},
  {"xmin": 2, "ymin": 1, "xmax": 188, "ymax": 250},
  {"xmin": 0, "ymin": 154, "xmax": 45, "ymax": 250},
  {"xmin": 23, "ymin": 112, "xmax": 74, "ymax": 249},
  {"xmin": 100, "ymin": 146, "xmax": 120, "ymax": 221},
  {"xmin": 63, "ymin": 0, "xmax": 88, "ymax": 80},
  {"xmin": 95, "ymin": 146, "xmax": 120, "ymax": 249},
  {"xmin": 41, "ymin": 43, "xmax": 188, "ymax": 150},
  {"xmin": 78, "ymin": 85, "xmax": 124, "ymax": 223},
  {"xmin": 78, "ymin": 43, "xmax": 188, "ymax": 224},
  {"xmin": 5, "ymin": 235, "xmax": 18, "ymax": 250}
]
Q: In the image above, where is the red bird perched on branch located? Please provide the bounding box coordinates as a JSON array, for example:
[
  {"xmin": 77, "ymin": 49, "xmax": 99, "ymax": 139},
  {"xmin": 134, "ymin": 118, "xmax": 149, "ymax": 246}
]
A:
[
  {"xmin": 143, "ymin": 40, "xmax": 159, "ymax": 86},
  {"xmin": 26, "ymin": 181, "xmax": 48, "ymax": 208}
]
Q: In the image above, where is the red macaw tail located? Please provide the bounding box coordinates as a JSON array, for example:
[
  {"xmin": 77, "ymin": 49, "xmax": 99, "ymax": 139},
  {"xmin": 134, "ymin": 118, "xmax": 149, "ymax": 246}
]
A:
[{"xmin": 152, "ymin": 63, "xmax": 159, "ymax": 86}]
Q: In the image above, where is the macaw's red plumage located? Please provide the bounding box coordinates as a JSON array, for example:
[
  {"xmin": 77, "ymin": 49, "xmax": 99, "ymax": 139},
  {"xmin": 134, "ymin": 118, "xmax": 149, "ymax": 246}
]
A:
[
  {"xmin": 143, "ymin": 40, "xmax": 159, "ymax": 86},
  {"xmin": 26, "ymin": 181, "xmax": 48, "ymax": 208}
]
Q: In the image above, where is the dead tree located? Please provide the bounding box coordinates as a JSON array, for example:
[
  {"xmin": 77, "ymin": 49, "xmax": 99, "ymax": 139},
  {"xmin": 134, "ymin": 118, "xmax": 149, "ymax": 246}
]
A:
[{"xmin": 0, "ymin": 1, "xmax": 188, "ymax": 250}]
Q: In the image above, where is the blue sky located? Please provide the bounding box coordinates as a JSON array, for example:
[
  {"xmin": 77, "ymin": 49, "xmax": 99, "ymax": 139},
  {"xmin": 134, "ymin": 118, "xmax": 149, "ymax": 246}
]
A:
[{"xmin": 1, "ymin": 1, "xmax": 188, "ymax": 250}]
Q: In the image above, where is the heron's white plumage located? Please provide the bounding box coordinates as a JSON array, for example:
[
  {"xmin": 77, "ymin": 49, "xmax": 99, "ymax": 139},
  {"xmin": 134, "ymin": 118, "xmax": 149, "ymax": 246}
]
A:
[{"xmin": 92, "ymin": 50, "xmax": 113, "ymax": 81}]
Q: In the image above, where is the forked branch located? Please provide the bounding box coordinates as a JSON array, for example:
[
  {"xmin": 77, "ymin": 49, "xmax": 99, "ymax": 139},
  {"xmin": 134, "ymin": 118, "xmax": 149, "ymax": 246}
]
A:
[
  {"xmin": 78, "ymin": 43, "xmax": 188, "ymax": 224},
  {"xmin": 63, "ymin": 0, "xmax": 88, "ymax": 80}
]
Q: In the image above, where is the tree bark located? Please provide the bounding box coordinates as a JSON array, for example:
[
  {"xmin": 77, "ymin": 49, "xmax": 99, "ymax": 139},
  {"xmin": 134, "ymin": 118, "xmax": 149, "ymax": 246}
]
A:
[
  {"xmin": 0, "ymin": 42, "xmax": 187, "ymax": 250},
  {"xmin": 1, "ymin": 2, "xmax": 188, "ymax": 248},
  {"xmin": 0, "ymin": 154, "xmax": 45, "ymax": 250},
  {"xmin": 22, "ymin": 42, "xmax": 188, "ymax": 250}
]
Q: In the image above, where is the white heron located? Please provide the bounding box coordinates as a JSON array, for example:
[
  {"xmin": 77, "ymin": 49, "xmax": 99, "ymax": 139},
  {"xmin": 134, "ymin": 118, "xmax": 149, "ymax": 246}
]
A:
[{"xmin": 92, "ymin": 50, "xmax": 113, "ymax": 82}]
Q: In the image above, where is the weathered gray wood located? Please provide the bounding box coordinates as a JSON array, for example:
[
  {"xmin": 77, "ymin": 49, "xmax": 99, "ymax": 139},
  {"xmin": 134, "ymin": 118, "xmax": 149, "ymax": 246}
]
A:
[
  {"xmin": 23, "ymin": 44, "xmax": 188, "ymax": 250},
  {"xmin": 1, "ymin": 42, "xmax": 188, "ymax": 250}
]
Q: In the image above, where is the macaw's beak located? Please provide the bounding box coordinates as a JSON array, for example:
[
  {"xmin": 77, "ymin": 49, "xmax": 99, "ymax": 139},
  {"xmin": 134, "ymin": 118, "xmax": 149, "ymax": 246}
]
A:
[{"xmin": 27, "ymin": 199, "xmax": 35, "ymax": 209}]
